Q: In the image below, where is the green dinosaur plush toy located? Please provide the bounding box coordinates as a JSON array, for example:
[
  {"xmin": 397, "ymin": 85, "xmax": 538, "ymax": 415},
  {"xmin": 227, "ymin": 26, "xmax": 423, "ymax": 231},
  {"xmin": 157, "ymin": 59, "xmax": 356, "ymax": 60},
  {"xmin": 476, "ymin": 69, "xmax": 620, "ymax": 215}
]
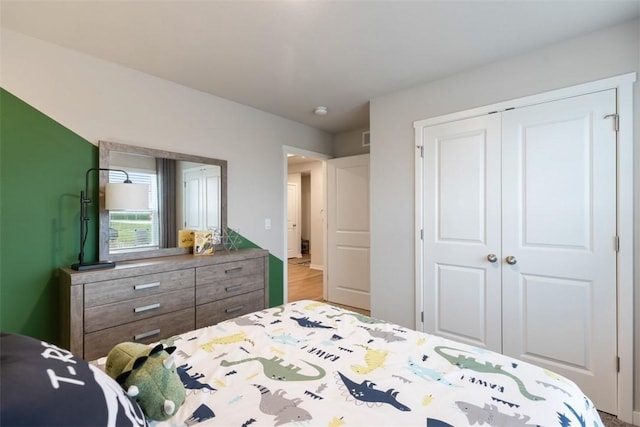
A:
[{"xmin": 105, "ymin": 342, "xmax": 186, "ymax": 421}]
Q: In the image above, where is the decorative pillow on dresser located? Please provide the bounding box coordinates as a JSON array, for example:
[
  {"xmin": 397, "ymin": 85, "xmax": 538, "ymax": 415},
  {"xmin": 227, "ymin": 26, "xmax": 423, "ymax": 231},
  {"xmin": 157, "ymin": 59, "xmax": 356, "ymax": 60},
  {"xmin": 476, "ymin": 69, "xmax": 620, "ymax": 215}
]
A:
[{"xmin": 0, "ymin": 332, "xmax": 147, "ymax": 426}]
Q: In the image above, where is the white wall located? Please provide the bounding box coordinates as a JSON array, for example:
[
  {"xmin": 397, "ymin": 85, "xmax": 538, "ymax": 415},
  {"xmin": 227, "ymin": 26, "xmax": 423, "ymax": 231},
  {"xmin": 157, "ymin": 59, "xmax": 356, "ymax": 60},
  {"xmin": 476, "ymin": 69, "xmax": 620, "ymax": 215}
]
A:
[
  {"xmin": 0, "ymin": 28, "xmax": 333, "ymax": 262},
  {"xmin": 333, "ymin": 127, "xmax": 370, "ymax": 158},
  {"xmin": 636, "ymin": 17, "xmax": 640, "ymax": 420},
  {"xmin": 370, "ymin": 17, "xmax": 639, "ymax": 412}
]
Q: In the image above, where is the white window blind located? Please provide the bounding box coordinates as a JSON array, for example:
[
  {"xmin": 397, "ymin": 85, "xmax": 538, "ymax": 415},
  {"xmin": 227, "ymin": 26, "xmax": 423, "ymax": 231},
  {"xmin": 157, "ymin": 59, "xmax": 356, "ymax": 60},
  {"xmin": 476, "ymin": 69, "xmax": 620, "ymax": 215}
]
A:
[{"xmin": 108, "ymin": 170, "xmax": 159, "ymax": 251}]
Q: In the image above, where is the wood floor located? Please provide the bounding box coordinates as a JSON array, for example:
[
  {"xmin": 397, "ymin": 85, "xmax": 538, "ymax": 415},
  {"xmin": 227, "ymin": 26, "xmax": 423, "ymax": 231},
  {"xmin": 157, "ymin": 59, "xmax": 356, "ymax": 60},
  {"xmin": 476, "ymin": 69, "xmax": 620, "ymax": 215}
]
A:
[{"xmin": 287, "ymin": 254, "xmax": 370, "ymax": 316}]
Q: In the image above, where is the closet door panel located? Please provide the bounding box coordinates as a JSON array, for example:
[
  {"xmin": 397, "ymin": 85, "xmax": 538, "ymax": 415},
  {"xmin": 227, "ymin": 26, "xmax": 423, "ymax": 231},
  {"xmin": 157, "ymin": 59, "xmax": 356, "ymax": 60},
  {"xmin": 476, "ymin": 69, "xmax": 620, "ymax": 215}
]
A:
[
  {"xmin": 436, "ymin": 264, "xmax": 489, "ymax": 343},
  {"xmin": 501, "ymin": 89, "xmax": 617, "ymax": 414},
  {"xmin": 421, "ymin": 114, "xmax": 502, "ymax": 351},
  {"xmin": 518, "ymin": 274, "xmax": 592, "ymax": 368}
]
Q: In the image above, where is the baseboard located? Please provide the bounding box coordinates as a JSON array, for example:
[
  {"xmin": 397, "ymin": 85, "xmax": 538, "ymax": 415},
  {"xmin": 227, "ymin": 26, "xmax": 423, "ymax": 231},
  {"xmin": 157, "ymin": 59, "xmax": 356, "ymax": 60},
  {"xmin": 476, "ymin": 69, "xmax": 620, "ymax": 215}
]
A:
[
  {"xmin": 632, "ymin": 410, "xmax": 640, "ymax": 426},
  {"xmin": 309, "ymin": 264, "xmax": 324, "ymax": 271}
]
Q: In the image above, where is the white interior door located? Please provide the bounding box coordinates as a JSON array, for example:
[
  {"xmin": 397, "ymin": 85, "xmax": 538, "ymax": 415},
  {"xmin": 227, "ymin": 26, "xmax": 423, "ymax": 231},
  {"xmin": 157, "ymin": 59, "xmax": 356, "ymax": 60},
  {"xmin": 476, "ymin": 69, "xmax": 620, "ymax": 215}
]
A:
[
  {"xmin": 287, "ymin": 174, "xmax": 301, "ymax": 259},
  {"xmin": 327, "ymin": 154, "xmax": 370, "ymax": 310},
  {"xmin": 422, "ymin": 114, "xmax": 502, "ymax": 351},
  {"xmin": 501, "ymin": 89, "xmax": 617, "ymax": 414},
  {"xmin": 183, "ymin": 166, "xmax": 221, "ymax": 230},
  {"xmin": 183, "ymin": 169, "xmax": 202, "ymax": 229},
  {"xmin": 203, "ymin": 169, "xmax": 220, "ymax": 230}
]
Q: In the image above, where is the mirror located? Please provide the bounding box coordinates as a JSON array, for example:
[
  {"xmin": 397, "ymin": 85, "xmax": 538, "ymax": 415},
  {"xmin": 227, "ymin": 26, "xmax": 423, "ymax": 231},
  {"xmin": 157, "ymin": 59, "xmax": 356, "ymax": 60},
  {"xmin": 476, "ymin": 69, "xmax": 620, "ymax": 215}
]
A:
[{"xmin": 98, "ymin": 141, "xmax": 227, "ymax": 261}]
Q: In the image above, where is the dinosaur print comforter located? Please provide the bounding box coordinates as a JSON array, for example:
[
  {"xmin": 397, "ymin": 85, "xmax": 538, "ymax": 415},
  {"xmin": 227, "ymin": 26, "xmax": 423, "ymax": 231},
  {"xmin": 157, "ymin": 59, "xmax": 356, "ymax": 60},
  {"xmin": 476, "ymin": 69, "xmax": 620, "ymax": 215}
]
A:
[{"xmin": 120, "ymin": 300, "xmax": 604, "ymax": 426}]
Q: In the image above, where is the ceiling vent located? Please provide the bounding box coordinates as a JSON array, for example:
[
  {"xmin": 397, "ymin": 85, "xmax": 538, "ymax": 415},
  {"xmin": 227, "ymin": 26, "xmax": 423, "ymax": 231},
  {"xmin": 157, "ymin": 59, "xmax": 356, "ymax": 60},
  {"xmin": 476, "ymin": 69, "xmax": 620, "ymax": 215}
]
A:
[{"xmin": 362, "ymin": 131, "xmax": 370, "ymax": 147}]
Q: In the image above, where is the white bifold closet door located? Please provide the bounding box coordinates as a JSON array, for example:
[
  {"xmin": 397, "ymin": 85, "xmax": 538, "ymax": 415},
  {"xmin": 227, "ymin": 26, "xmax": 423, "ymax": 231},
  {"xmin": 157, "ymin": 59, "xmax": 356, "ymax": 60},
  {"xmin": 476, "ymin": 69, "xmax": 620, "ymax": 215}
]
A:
[{"xmin": 421, "ymin": 89, "xmax": 617, "ymax": 413}]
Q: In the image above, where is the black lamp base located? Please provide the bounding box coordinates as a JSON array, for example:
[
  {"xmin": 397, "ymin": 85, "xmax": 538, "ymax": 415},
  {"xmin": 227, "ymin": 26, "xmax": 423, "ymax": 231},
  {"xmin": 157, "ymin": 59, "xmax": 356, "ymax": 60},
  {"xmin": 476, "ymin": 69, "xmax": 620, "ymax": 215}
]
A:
[{"xmin": 71, "ymin": 261, "xmax": 116, "ymax": 271}]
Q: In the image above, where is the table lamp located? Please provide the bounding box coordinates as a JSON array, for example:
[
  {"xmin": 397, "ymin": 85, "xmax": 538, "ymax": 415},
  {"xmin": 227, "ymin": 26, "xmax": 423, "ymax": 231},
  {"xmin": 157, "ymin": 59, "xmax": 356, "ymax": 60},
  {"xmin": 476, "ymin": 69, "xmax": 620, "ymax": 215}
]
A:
[{"xmin": 71, "ymin": 167, "xmax": 148, "ymax": 271}]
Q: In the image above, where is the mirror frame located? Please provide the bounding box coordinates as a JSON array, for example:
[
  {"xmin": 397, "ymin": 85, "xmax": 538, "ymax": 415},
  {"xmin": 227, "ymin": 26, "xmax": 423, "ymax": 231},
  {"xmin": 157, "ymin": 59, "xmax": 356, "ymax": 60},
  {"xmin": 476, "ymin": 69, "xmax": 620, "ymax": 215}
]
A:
[{"xmin": 98, "ymin": 140, "xmax": 228, "ymax": 262}]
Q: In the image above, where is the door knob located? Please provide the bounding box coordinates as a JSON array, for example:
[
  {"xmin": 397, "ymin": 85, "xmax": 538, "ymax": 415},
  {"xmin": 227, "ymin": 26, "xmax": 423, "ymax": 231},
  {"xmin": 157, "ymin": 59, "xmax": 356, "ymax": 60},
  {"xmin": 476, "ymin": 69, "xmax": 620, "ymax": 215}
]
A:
[
  {"xmin": 506, "ymin": 256, "xmax": 517, "ymax": 265},
  {"xmin": 487, "ymin": 254, "xmax": 498, "ymax": 263}
]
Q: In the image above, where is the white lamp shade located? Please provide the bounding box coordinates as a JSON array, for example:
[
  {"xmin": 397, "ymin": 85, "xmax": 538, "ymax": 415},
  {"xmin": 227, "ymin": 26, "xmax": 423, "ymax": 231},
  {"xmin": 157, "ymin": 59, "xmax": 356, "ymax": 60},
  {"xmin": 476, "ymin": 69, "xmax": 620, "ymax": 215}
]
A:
[{"xmin": 105, "ymin": 183, "xmax": 149, "ymax": 211}]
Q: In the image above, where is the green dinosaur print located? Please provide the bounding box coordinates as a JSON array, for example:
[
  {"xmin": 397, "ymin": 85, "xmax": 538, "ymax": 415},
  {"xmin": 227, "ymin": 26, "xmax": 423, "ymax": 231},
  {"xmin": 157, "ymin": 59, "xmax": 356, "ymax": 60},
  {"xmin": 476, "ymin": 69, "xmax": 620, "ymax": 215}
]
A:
[
  {"xmin": 326, "ymin": 312, "xmax": 386, "ymax": 325},
  {"xmin": 221, "ymin": 356, "xmax": 326, "ymax": 382},
  {"xmin": 272, "ymin": 306, "xmax": 286, "ymax": 317},
  {"xmin": 434, "ymin": 346, "xmax": 545, "ymax": 401}
]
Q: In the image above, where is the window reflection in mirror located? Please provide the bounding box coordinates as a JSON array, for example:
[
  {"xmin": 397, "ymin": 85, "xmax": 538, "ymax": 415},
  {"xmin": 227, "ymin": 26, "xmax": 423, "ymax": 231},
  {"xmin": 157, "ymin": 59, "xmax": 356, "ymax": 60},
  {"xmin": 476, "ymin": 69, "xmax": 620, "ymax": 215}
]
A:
[
  {"xmin": 108, "ymin": 151, "xmax": 222, "ymax": 255},
  {"xmin": 108, "ymin": 152, "xmax": 159, "ymax": 252}
]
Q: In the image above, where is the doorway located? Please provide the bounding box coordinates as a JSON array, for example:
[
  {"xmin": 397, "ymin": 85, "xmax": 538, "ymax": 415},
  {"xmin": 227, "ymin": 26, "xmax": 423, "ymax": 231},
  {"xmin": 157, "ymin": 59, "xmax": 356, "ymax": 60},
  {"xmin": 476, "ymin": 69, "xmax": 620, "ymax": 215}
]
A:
[{"xmin": 283, "ymin": 147, "xmax": 329, "ymax": 305}]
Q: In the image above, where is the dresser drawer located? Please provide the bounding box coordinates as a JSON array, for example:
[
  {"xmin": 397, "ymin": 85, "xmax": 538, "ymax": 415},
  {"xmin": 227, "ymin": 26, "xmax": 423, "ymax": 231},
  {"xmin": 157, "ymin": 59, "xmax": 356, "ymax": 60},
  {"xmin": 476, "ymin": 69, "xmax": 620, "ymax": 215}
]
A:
[
  {"xmin": 84, "ymin": 308, "xmax": 194, "ymax": 361},
  {"xmin": 84, "ymin": 269, "xmax": 194, "ymax": 308},
  {"xmin": 195, "ymin": 290, "xmax": 264, "ymax": 328},
  {"xmin": 196, "ymin": 273, "xmax": 264, "ymax": 304},
  {"xmin": 196, "ymin": 257, "xmax": 264, "ymax": 285},
  {"xmin": 84, "ymin": 288, "xmax": 194, "ymax": 333}
]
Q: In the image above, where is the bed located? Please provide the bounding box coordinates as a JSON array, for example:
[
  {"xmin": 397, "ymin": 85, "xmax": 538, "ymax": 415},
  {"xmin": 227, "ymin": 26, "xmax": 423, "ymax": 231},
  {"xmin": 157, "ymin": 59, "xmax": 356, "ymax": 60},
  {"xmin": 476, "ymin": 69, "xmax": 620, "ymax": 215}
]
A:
[{"xmin": 1, "ymin": 300, "xmax": 604, "ymax": 426}]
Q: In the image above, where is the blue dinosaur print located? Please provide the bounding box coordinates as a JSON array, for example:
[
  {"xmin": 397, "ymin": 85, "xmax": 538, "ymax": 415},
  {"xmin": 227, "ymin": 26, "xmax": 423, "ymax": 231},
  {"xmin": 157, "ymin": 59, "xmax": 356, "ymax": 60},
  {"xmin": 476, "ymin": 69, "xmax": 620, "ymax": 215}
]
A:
[
  {"xmin": 557, "ymin": 412, "xmax": 571, "ymax": 427},
  {"xmin": 178, "ymin": 363, "xmax": 216, "ymax": 393},
  {"xmin": 185, "ymin": 404, "xmax": 215, "ymax": 425},
  {"xmin": 290, "ymin": 316, "xmax": 334, "ymax": 329},
  {"xmin": 564, "ymin": 402, "xmax": 586, "ymax": 427},
  {"xmin": 406, "ymin": 356, "xmax": 457, "ymax": 386},
  {"xmin": 267, "ymin": 333, "xmax": 309, "ymax": 346},
  {"xmin": 426, "ymin": 420, "xmax": 455, "ymax": 427},
  {"xmin": 336, "ymin": 371, "xmax": 411, "ymax": 411}
]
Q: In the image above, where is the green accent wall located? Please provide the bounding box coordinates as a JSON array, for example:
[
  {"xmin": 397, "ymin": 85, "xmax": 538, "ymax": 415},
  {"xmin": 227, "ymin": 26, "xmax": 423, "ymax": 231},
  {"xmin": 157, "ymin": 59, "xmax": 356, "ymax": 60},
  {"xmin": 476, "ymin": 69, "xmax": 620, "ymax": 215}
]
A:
[
  {"xmin": 232, "ymin": 229, "xmax": 284, "ymax": 307},
  {"xmin": 0, "ymin": 88, "xmax": 285, "ymax": 345},
  {"xmin": 0, "ymin": 88, "xmax": 98, "ymax": 344}
]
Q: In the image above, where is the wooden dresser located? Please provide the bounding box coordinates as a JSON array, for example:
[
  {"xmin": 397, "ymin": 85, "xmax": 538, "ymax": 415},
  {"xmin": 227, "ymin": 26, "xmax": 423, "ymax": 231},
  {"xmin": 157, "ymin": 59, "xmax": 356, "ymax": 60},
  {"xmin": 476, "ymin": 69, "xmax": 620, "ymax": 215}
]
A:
[{"xmin": 59, "ymin": 249, "xmax": 268, "ymax": 360}]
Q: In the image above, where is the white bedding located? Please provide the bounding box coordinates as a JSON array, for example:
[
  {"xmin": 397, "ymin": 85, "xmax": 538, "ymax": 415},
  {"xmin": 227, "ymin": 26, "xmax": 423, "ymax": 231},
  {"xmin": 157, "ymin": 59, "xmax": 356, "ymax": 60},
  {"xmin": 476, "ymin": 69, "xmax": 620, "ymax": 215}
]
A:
[{"xmin": 98, "ymin": 300, "xmax": 604, "ymax": 426}]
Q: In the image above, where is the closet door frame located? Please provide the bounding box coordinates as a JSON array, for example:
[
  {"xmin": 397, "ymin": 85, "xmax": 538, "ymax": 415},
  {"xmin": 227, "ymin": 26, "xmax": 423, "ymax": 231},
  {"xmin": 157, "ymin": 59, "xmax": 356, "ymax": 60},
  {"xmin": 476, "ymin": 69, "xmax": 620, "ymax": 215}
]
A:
[{"xmin": 414, "ymin": 72, "xmax": 636, "ymax": 423}]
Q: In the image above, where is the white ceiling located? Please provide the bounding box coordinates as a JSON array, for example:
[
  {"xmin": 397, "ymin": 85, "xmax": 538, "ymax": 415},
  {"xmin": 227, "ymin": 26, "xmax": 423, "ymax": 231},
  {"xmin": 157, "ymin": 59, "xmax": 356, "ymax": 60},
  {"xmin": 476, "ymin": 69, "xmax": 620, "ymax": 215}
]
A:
[{"xmin": 1, "ymin": 1, "xmax": 639, "ymax": 134}]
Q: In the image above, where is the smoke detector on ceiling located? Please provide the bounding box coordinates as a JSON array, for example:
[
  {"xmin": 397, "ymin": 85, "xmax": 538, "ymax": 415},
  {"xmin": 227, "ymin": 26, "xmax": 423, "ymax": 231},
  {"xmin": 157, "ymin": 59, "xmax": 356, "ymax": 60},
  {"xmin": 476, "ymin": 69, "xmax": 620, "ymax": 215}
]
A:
[{"xmin": 314, "ymin": 106, "xmax": 328, "ymax": 116}]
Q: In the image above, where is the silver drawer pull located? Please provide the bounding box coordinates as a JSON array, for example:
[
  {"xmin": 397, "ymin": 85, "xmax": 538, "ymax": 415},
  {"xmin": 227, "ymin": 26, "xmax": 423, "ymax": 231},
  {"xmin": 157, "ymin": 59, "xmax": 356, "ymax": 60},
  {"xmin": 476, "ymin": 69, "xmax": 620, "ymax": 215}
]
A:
[
  {"xmin": 225, "ymin": 267, "xmax": 243, "ymax": 274},
  {"xmin": 134, "ymin": 329, "xmax": 160, "ymax": 340},
  {"xmin": 134, "ymin": 282, "xmax": 160, "ymax": 291},
  {"xmin": 225, "ymin": 284, "xmax": 243, "ymax": 292},
  {"xmin": 225, "ymin": 305, "xmax": 244, "ymax": 314},
  {"xmin": 134, "ymin": 303, "xmax": 161, "ymax": 313}
]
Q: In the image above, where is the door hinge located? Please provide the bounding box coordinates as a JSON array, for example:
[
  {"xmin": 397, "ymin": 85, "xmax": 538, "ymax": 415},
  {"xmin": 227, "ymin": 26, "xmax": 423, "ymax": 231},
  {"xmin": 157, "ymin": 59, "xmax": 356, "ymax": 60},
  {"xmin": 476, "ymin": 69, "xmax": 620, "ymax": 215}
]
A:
[
  {"xmin": 420, "ymin": 229, "xmax": 423, "ymax": 240},
  {"xmin": 421, "ymin": 311, "xmax": 424, "ymax": 323},
  {"xmin": 417, "ymin": 145, "xmax": 424, "ymax": 158},
  {"xmin": 617, "ymin": 356, "xmax": 620, "ymax": 372},
  {"xmin": 615, "ymin": 235, "xmax": 620, "ymax": 252},
  {"xmin": 604, "ymin": 114, "xmax": 619, "ymax": 132}
]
